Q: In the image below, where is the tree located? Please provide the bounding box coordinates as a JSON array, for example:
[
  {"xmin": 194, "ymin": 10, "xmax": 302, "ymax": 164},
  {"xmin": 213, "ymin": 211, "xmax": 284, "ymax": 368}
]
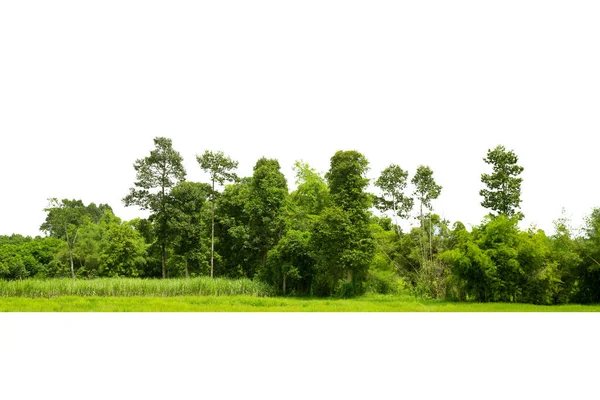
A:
[
  {"xmin": 411, "ymin": 165, "xmax": 442, "ymax": 263},
  {"xmin": 261, "ymin": 229, "xmax": 313, "ymax": 294},
  {"xmin": 326, "ymin": 150, "xmax": 371, "ymax": 213},
  {"xmin": 375, "ymin": 164, "xmax": 414, "ymax": 236},
  {"xmin": 246, "ymin": 158, "xmax": 289, "ymax": 274},
  {"xmin": 166, "ymin": 181, "xmax": 212, "ymax": 278},
  {"xmin": 197, "ymin": 150, "xmax": 238, "ymax": 278},
  {"xmin": 213, "ymin": 177, "xmax": 253, "ymax": 278},
  {"xmin": 40, "ymin": 198, "xmax": 90, "ymax": 279},
  {"xmin": 311, "ymin": 151, "xmax": 374, "ymax": 296},
  {"xmin": 290, "ymin": 161, "xmax": 330, "ymax": 217},
  {"xmin": 123, "ymin": 137, "xmax": 186, "ymax": 278},
  {"xmin": 97, "ymin": 219, "xmax": 147, "ymax": 277},
  {"xmin": 480, "ymin": 145, "xmax": 524, "ymax": 219}
]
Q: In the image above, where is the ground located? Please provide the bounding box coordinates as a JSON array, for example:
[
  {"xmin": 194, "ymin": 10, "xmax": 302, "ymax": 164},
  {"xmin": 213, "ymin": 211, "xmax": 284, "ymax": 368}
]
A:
[{"xmin": 2, "ymin": 294, "xmax": 600, "ymax": 312}]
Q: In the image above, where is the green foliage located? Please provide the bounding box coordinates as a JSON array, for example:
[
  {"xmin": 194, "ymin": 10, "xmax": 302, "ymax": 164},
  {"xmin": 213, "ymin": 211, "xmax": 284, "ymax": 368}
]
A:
[
  {"xmin": 411, "ymin": 166, "xmax": 442, "ymax": 211},
  {"xmin": 197, "ymin": 150, "xmax": 239, "ymax": 187},
  {"xmin": 122, "ymin": 137, "xmax": 186, "ymax": 278},
  {"xmin": 571, "ymin": 208, "xmax": 600, "ymax": 303},
  {"xmin": 375, "ymin": 164, "xmax": 414, "ymax": 229},
  {"xmin": 197, "ymin": 150, "xmax": 239, "ymax": 277},
  {"xmin": 123, "ymin": 137, "xmax": 187, "ymax": 212},
  {"xmin": 290, "ymin": 161, "xmax": 330, "ymax": 226},
  {"xmin": 97, "ymin": 221, "xmax": 147, "ymax": 278},
  {"xmin": 166, "ymin": 181, "xmax": 212, "ymax": 277},
  {"xmin": 480, "ymin": 145, "xmax": 524, "ymax": 219},
  {"xmin": 247, "ymin": 158, "xmax": 289, "ymax": 274},
  {"xmin": 441, "ymin": 215, "xmax": 560, "ymax": 304},
  {"xmin": 0, "ymin": 236, "xmax": 64, "ymax": 280},
  {"xmin": 311, "ymin": 151, "xmax": 375, "ymax": 296},
  {"xmin": 40, "ymin": 198, "xmax": 100, "ymax": 278},
  {"xmin": 213, "ymin": 178, "xmax": 253, "ymax": 278},
  {"xmin": 326, "ymin": 150, "xmax": 371, "ymax": 212},
  {"xmin": 260, "ymin": 229, "xmax": 314, "ymax": 294},
  {"xmin": 365, "ymin": 269, "xmax": 406, "ymax": 295}
]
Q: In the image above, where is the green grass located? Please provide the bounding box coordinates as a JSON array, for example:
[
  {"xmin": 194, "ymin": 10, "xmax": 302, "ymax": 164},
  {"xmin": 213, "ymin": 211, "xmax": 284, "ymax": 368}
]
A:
[
  {"xmin": 2, "ymin": 293, "xmax": 600, "ymax": 312},
  {"xmin": 0, "ymin": 277, "xmax": 274, "ymax": 298}
]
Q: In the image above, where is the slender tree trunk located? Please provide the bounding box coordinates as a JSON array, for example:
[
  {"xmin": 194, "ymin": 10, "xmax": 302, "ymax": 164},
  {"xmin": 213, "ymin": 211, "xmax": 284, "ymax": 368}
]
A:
[
  {"xmin": 393, "ymin": 199, "xmax": 401, "ymax": 237},
  {"xmin": 161, "ymin": 183, "xmax": 167, "ymax": 279},
  {"xmin": 283, "ymin": 273, "xmax": 286, "ymax": 295},
  {"xmin": 429, "ymin": 215, "xmax": 433, "ymax": 263},
  {"xmin": 69, "ymin": 247, "xmax": 75, "ymax": 280},
  {"xmin": 211, "ymin": 179, "xmax": 215, "ymax": 279},
  {"xmin": 419, "ymin": 202, "xmax": 426, "ymax": 267},
  {"xmin": 185, "ymin": 258, "xmax": 189, "ymax": 279},
  {"xmin": 162, "ymin": 242, "xmax": 166, "ymax": 279}
]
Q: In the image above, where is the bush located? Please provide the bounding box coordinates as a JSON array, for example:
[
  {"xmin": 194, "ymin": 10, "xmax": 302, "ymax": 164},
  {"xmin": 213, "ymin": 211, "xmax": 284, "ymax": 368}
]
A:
[{"xmin": 365, "ymin": 270, "xmax": 405, "ymax": 295}]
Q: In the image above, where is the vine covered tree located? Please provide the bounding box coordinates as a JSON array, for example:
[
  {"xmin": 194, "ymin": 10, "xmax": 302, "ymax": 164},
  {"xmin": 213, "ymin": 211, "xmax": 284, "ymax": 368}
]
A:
[
  {"xmin": 311, "ymin": 150, "xmax": 374, "ymax": 296},
  {"xmin": 247, "ymin": 158, "xmax": 288, "ymax": 275},
  {"xmin": 197, "ymin": 150, "xmax": 238, "ymax": 278},
  {"xmin": 123, "ymin": 137, "xmax": 186, "ymax": 278},
  {"xmin": 480, "ymin": 145, "xmax": 524, "ymax": 220}
]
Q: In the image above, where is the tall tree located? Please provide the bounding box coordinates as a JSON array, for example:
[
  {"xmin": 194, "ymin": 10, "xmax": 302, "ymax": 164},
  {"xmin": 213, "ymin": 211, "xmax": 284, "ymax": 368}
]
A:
[
  {"xmin": 166, "ymin": 181, "xmax": 212, "ymax": 278},
  {"xmin": 247, "ymin": 158, "xmax": 288, "ymax": 274},
  {"xmin": 311, "ymin": 150, "xmax": 374, "ymax": 295},
  {"xmin": 123, "ymin": 137, "xmax": 186, "ymax": 279},
  {"xmin": 375, "ymin": 164, "xmax": 414, "ymax": 236},
  {"xmin": 197, "ymin": 150, "xmax": 238, "ymax": 278},
  {"xmin": 411, "ymin": 165, "xmax": 442, "ymax": 263},
  {"xmin": 480, "ymin": 145, "xmax": 524, "ymax": 219},
  {"xmin": 40, "ymin": 199, "xmax": 89, "ymax": 279}
]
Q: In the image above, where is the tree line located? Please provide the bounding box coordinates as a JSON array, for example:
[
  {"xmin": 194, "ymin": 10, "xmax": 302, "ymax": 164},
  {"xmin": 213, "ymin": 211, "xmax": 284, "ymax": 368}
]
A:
[{"xmin": 2, "ymin": 138, "xmax": 600, "ymax": 303}]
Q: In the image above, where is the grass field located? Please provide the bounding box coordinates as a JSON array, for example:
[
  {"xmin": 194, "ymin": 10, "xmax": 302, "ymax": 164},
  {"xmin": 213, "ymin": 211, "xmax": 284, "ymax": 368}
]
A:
[
  {"xmin": 0, "ymin": 277, "xmax": 274, "ymax": 298},
  {"xmin": 2, "ymin": 293, "xmax": 600, "ymax": 312}
]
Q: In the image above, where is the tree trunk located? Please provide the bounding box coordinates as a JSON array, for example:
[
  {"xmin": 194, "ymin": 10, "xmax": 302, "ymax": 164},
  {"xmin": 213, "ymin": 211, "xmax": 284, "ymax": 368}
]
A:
[
  {"xmin": 429, "ymin": 215, "xmax": 433, "ymax": 263},
  {"xmin": 211, "ymin": 179, "xmax": 215, "ymax": 279},
  {"xmin": 162, "ymin": 242, "xmax": 166, "ymax": 279},
  {"xmin": 419, "ymin": 202, "xmax": 426, "ymax": 267},
  {"xmin": 185, "ymin": 258, "xmax": 189, "ymax": 279},
  {"xmin": 283, "ymin": 273, "xmax": 286, "ymax": 295},
  {"xmin": 347, "ymin": 269, "xmax": 353, "ymax": 282},
  {"xmin": 69, "ymin": 247, "xmax": 75, "ymax": 280}
]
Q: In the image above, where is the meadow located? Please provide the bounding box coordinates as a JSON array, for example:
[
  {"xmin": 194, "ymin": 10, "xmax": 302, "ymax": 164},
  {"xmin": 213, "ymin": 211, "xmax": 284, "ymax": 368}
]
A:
[
  {"xmin": 0, "ymin": 277, "xmax": 274, "ymax": 298},
  {"xmin": 1, "ymin": 278, "xmax": 599, "ymax": 311}
]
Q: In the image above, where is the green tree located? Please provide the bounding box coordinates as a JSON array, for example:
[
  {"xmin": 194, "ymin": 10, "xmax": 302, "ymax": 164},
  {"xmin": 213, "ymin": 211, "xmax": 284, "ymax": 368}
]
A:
[
  {"xmin": 290, "ymin": 161, "xmax": 330, "ymax": 218},
  {"xmin": 166, "ymin": 181, "xmax": 212, "ymax": 278},
  {"xmin": 411, "ymin": 165, "xmax": 442, "ymax": 264},
  {"xmin": 197, "ymin": 150, "xmax": 238, "ymax": 278},
  {"xmin": 213, "ymin": 177, "xmax": 253, "ymax": 278},
  {"xmin": 123, "ymin": 137, "xmax": 186, "ymax": 278},
  {"xmin": 247, "ymin": 158, "xmax": 289, "ymax": 274},
  {"xmin": 572, "ymin": 208, "xmax": 600, "ymax": 303},
  {"xmin": 375, "ymin": 164, "xmax": 414, "ymax": 236},
  {"xmin": 311, "ymin": 150, "xmax": 374, "ymax": 296},
  {"xmin": 93, "ymin": 216, "xmax": 147, "ymax": 277},
  {"xmin": 261, "ymin": 229, "xmax": 313, "ymax": 294},
  {"xmin": 40, "ymin": 198, "xmax": 90, "ymax": 279},
  {"xmin": 480, "ymin": 145, "xmax": 524, "ymax": 219}
]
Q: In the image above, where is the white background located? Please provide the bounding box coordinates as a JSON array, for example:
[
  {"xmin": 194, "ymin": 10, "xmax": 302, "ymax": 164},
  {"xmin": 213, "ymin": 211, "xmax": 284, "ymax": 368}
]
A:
[
  {"xmin": 1, "ymin": 1, "xmax": 599, "ymax": 399},
  {"xmin": 1, "ymin": 1, "xmax": 599, "ymax": 236}
]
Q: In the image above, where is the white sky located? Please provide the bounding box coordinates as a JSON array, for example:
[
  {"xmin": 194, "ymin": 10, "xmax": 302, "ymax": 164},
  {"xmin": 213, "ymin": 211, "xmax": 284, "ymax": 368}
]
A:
[{"xmin": 1, "ymin": 1, "xmax": 599, "ymax": 237}]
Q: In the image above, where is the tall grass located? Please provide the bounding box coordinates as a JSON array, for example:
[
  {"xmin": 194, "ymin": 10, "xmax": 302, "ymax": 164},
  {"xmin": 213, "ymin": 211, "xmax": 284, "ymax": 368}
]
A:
[{"xmin": 0, "ymin": 277, "xmax": 275, "ymax": 298}]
